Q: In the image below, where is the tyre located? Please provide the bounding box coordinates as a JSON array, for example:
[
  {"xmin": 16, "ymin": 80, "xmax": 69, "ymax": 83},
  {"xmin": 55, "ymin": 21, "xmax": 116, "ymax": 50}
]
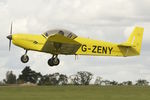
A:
[
  {"xmin": 53, "ymin": 58, "xmax": 60, "ymax": 66},
  {"xmin": 21, "ymin": 55, "xmax": 29, "ymax": 63},
  {"xmin": 48, "ymin": 58, "xmax": 54, "ymax": 66},
  {"xmin": 48, "ymin": 58, "xmax": 60, "ymax": 66}
]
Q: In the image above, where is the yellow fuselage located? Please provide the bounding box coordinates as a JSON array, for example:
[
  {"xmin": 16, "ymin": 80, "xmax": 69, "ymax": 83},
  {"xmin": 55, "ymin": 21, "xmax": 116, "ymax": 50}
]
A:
[
  {"xmin": 12, "ymin": 33, "xmax": 140, "ymax": 57},
  {"xmin": 12, "ymin": 34, "xmax": 46, "ymax": 51}
]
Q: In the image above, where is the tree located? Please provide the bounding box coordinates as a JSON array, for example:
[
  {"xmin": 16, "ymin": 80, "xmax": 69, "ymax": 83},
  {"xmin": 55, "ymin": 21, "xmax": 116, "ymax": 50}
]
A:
[
  {"xmin": 17, "ymin": 66, "xmax": 42, "ymax": 84},
  {"xmin": 59, "ymin": 74, "xmax": 68, "ymax": 85},
  {"xmin": 38, "ymin": 74, "xmax": 50, "ymax": 85},
  {"xmin": 70, "ymin": 71, "xmax": 93, "ymax": 85},
  {"xmin": 101, "ymin": 80, "xmax": 111, "ymax": 86},
  {"xmin": 49, "ymin": 73, "xmax": 60, "ymax": 85},
  {"xmin": 110, "ymin": 80, "xmax": 118, "ymax": 85},
  {"xmin": 0, "ymin": 81, "xmax": 5, "ymax": 86},
  {"xmin": 94, "ymin": 76, "xmax": 102, "ymax": 85},
  {"xmin": 69, "ymin": 74, "xmax": 80, "ymax": 85},
  {"xmin": 3, "ymin": 71, "xmax": 16, "ymax": 84},
  {"xmin": 135, "ymin": 79, "xmax": 149, "ymax": 86},
  {"xmin": 121, "ymin": 81, "xmax": 133, "ymax": 86},
  {"xmin": 38, "ymin": 73, "xmax": 68, "ymax": 85},
  {"xmin": 77, "ymin": 71, "xmax": 93, "ymax": 85}
]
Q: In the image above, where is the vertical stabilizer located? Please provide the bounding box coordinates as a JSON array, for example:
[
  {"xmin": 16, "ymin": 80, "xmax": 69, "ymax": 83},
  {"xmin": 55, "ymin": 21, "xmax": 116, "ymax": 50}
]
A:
[{"xmin": 126, "ymin": 27, "xmax": 144, "ymax": 55}]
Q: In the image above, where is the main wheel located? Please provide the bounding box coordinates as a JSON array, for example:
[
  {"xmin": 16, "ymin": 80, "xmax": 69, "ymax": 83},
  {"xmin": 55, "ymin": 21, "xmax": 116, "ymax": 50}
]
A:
[
  {"xmin": 21, "ymin": 55, "xmax": 29, "ymax": 63},
  {"xmin": 48, "ymin": 58, "xmax": 60, "ymax": 66},
  {"xmin": 53, "ymin": 58, "xmax": 60, "ymax": 66},
  {"xmin": 48, "ymin": 58, "xmax": 54, "ymax": 66}
]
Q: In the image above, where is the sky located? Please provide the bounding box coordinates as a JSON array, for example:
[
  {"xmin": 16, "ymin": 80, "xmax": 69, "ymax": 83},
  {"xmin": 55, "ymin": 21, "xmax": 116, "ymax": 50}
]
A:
[{"xmin": 0, "ymin": 0, "xmax": 150, "ymax": 83}]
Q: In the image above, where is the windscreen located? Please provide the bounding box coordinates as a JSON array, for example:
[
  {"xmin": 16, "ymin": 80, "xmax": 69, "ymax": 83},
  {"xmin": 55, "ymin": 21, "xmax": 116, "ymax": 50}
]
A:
[{"xmin": 43, "ymin": 29, "xmax": 77, "ymax": 39}]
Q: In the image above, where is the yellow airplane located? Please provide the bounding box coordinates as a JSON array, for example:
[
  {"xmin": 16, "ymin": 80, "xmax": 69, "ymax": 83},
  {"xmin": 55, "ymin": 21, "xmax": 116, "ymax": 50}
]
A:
[{"xmin": 7, "ymin": 23, "xmax": 144, "ymax": 66}]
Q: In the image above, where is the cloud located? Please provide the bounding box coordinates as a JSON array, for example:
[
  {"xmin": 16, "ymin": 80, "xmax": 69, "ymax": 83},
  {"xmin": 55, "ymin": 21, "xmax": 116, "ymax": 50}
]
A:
[{"xmin": 0, "ymin": 0, "xmax": 150, "ymax": 82}]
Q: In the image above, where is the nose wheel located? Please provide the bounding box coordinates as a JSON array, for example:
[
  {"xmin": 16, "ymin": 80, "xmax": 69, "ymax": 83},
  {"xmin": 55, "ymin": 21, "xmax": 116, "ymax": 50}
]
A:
[
  {"xmin": 48, "ymin": 55, "xmax": 60, "ymax": 67},
  {"xmin": 21, "ymin": 50, "xmax": 29, "ymax": 63}
]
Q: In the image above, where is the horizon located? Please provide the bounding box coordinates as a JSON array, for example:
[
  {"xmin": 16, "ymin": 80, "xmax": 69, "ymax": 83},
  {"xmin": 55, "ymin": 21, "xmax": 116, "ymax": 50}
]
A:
[{"xmin": 0, "ymin": 0, "xmax": 150, "ymax": 83}]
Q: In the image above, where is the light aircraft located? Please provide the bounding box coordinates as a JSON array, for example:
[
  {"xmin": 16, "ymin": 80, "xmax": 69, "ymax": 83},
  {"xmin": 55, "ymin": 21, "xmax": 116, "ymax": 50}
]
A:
[{"xmin": 7, "ymin": 23, "xmax": 144, "ymax": 66}]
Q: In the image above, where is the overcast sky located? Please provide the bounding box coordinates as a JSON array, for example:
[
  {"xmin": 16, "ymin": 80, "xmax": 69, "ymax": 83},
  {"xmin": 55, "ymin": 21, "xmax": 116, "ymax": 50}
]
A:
[{"xmin": 0, "ymin": 0, "xmax": 150, "ymax": 83}]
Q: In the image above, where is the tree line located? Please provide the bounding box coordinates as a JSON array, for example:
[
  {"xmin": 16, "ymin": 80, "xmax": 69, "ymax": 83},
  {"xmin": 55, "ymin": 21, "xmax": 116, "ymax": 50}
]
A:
[{"xmin": 0, "ymin": 66, "xmax": 149, "ymax": 86}]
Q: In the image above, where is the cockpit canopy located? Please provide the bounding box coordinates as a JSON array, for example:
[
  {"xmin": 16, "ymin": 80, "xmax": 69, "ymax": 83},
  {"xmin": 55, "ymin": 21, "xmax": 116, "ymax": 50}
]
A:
[{"xmin": 43, "ymin": 29, "xmax": 77, "ymax": 39}]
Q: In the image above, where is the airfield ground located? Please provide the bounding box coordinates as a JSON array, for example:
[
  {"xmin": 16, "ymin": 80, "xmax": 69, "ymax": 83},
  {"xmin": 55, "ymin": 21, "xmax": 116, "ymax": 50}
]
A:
[{"xmin": 0, "ymin": 85, "xmax": 150, "ymax": 100}]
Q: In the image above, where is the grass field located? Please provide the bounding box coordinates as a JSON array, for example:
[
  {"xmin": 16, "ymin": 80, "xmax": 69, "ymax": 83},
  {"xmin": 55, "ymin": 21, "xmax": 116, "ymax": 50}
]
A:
[{"xmin": 0, "ymin": 85, "xmax": 150, "ymax": 100}]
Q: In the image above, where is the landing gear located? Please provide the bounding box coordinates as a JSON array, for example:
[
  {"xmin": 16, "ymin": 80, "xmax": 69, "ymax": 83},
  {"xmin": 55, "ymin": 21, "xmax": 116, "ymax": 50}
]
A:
[
  {"xmin": 21, "ymin": 50, "xmax": 29, "ymax": 63},
  {"xmin": 48, "ymin": 55, "xmax": 60, "ymax": 66}
]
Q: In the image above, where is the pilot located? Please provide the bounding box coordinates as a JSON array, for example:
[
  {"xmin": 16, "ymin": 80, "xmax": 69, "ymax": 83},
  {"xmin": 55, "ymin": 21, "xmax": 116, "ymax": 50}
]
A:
[{"xmin": 58, "ymin": 31, "xmax": 64, "ymax": 36}]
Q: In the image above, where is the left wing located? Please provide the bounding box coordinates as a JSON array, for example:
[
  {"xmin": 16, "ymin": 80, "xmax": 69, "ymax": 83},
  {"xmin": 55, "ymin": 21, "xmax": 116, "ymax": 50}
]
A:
[{"xmin": 41, "ymin": 34, "xmax": 81, "ymax": 54}]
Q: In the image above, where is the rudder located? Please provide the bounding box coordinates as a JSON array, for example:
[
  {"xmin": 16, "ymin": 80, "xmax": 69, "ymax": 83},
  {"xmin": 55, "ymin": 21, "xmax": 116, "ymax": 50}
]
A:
[{"xmin": 126, "ymin": 27, "xmax": 144, "ymax": 55}]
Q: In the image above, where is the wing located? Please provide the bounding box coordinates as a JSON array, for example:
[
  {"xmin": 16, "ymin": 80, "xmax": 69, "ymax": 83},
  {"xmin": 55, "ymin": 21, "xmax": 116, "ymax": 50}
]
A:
[{"xmin": 41, "ymin": 34, "xmax": 81, "ymax": 55}]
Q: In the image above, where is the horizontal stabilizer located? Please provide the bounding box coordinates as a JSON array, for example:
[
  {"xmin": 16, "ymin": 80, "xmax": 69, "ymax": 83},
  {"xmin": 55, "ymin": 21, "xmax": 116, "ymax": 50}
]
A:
[{"xmin": 118, "ymin": 42, "xmax": 135, "ymax": 47}]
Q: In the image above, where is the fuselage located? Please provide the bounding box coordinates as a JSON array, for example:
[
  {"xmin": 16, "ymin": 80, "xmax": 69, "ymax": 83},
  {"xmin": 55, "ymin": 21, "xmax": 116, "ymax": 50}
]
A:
[
  {"xmin": 10, "ymin": 27, "xmax": 144, "ymax": 57},
  {"xmin": 11, "ymin": 33, "xmax": 138, "ymax": 57},
  {"xmin": 12, "ymin": 33, "xmax": 46, "ymax": 51}
]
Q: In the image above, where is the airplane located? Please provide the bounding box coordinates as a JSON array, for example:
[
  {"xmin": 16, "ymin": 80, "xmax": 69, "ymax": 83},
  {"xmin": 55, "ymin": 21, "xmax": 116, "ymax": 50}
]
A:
[{"xmin": 6, "ymin": 23, "xmax": 144, "ymax": 67}]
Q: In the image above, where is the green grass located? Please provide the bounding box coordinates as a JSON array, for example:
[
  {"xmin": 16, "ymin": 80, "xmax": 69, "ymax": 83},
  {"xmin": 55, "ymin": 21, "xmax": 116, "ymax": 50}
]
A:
[{"xmin": 0, "ymin": 85, "xmax": 150, "ymax": 100}]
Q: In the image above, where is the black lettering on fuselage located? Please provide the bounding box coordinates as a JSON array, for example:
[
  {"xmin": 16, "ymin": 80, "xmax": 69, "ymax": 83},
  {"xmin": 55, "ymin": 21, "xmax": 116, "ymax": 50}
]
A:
[
  {"xmin": 102, "ymin": 46, "xmax": 107, "ymax": 54},
  {"xmin": 81, "ymin": 45, "xmax": 87, "ymax": 52},
  {"xmin": 93, "ymin": 46, "xmax": 108, "ymax": 54},
  {"xmin": 97, "ymin": 46, "xmax": 102, "ymax": 53},
  {"xmin": 81, "ymin": 44, "xmax": 113, "ymax": 54},
  {"xmin": 92, "ymin": 45, "xmax": 97, "ymax": 53},
  {"xmin": 108, "ymin": 47, "xmax": 113, "ymax": 54}
]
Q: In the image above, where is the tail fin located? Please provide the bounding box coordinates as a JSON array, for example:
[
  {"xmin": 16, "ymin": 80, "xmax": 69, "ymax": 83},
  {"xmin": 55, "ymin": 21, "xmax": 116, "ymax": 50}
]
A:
[{"xmin": 126, "ymin": 27, "xmax": 144, "ymax": 55}]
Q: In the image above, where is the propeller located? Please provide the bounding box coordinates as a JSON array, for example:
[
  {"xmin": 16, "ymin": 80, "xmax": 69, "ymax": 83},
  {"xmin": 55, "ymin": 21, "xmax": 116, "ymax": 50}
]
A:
[{"xmin": 6, "ymin": 22, "xmax": 13, "ymax": 51}]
